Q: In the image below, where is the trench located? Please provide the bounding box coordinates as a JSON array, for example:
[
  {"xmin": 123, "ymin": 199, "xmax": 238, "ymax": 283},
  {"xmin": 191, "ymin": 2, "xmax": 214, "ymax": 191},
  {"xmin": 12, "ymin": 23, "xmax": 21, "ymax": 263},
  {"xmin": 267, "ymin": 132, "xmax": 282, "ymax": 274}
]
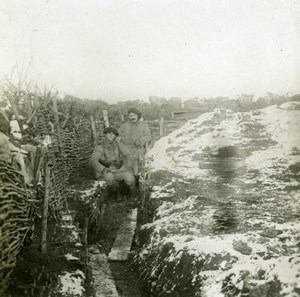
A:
[
  {"xmin": 85, "ymin": 201, "xmax": 149, "ymax": 297},
  {"xmin": 6, "ymin": 172, "xmax": 151, "ymax": 297},
  {"xmin": 74, "ymin": 176, "xmax": 151, "ymax": 297}
]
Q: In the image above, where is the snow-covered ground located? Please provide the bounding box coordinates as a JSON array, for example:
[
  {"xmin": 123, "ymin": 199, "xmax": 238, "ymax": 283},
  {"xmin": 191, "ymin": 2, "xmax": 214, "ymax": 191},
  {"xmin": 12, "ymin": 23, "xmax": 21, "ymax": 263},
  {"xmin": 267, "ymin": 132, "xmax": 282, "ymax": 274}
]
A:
[{"xmin": 136, "ymin": 102, "xmax": 300, "ymax": 297}]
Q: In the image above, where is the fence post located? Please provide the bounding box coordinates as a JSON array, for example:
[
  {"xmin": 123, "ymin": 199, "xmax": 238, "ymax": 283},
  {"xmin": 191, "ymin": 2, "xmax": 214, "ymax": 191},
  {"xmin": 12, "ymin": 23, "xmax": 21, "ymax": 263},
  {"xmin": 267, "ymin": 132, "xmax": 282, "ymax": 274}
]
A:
[
  {"xmin": 90, "ymin": 115, "xmax": 98, "ymax": 146},
  {"xmin": 53, "ymin": 97, "xmax": 63, "ymax": 152},
  {"xmin": 33, "ymin": 146, "xmax": 44, "ymax": 189},
  {"xmin": 32, "ymin": 95, "xmax": 40, "ymax": 110},
  {"xmin": 41, "ymin": 150, "xmax": 50, "ymax": 254},
  {"xmin": 83, "ymin": 217, "xmax": 89, "ymax": 262},
  {"xmin": 103, "ymin": 110, "xmax": 109, "ymax": 128},
  {"xmin": 159, "ymin": 117, "xmax": 164, "ymax": 137}
]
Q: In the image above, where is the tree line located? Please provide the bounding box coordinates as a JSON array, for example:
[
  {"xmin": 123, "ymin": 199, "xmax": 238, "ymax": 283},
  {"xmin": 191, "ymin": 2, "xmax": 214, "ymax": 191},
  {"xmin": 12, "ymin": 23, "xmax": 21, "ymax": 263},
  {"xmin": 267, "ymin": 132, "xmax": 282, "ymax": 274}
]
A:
[{"xmin": 64, "ymin": 92, "xmax": 300, "ymax": 123}]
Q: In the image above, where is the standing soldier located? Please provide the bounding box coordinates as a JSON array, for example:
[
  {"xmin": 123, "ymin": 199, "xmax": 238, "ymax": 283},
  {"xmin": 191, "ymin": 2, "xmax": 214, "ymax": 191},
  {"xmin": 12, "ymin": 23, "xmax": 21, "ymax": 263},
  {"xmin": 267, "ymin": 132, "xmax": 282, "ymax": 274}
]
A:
[
  {"xmin": 119, "ymin": 108, "xmax": 152, "ymax": 182},
  {"xmin": 0, "ymin": 110, "xmax": 11, "ymax": 162},
  {"xmin": 89, "ymin": 127, "xmax": 136, "ymax": 201}
]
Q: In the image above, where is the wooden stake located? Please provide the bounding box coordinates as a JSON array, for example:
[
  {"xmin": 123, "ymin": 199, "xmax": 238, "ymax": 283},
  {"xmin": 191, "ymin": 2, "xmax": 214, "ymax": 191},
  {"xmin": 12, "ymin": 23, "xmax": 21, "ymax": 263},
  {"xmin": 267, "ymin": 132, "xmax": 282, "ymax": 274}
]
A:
[
  {"xmin": 103, "ymin": 110, "xmax": 109, "ymax": 128},
  {"xmin": 26, "ymin": 110, "xmax": 36, "ymax": 125},
  {"xmin": 32, "ymin": 95, "xmax": 40, "ymax": 110},
  {"xmin": 83, "ymin": 217, "xmax": 89, "ymax": 262},
  {"xmin": 26, "ymin": 94, "xmax": 33, "ymax": 116},
  {"xmin": 90, "ymin": 115, "xmax": 98, "ymax": 146},
  {"xmin": 33, "ymin": 146, "xmax": 45, "ymax": 189},
  {"xmin": 53, "ymin": 97, "xmax": 63, "ymax": 152},
  {"xmin": 41, "ymin": 151, "xmax": 50, "ymax": 254}
]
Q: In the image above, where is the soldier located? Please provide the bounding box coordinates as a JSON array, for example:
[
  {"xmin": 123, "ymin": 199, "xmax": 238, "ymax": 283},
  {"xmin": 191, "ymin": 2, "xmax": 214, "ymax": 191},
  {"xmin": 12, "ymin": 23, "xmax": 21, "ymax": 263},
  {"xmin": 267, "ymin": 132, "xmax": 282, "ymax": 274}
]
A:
[
  {"xmin": 0, "ymin": 110, "xmax": 11, "ymax": 162},
  {"xmin": 118, "ymin": 108, "xmax": 151, "ymax": 181},
  {"xmin": 89, "ymin": 127, "xmax": 136, "ymax": 201}
]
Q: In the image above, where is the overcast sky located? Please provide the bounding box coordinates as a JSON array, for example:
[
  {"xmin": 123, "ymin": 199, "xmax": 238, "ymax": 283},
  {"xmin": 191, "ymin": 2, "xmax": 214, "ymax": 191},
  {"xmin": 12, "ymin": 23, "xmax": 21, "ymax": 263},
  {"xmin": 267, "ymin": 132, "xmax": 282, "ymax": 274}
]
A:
[{"xmin": 0, "ymin": 0, "xmax": 300, "ymax": 103}]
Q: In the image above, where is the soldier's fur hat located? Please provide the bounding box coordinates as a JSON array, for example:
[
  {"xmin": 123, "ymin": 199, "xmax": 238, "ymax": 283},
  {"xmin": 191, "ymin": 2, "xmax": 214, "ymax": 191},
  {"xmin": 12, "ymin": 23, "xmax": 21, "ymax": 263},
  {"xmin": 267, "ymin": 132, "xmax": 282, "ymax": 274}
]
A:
[
  {"xmin": 103, "ymin": 126, "xmax": 119, "ymax": 136},
  {"xmin": 127, "ymin": 108, "xmax": 142, "ymax": 118}
]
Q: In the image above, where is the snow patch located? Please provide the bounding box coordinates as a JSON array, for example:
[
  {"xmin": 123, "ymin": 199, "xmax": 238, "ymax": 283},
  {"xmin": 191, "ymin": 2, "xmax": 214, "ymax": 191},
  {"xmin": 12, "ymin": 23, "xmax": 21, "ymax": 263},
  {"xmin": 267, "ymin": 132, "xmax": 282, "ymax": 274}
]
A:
[
  {"xmin": 59, "ymin": 270, "xmax": 85, "ymax": 296},
  {"xmin": 65, "ymin": 253, "xmax": 79, "ymax": 261}
]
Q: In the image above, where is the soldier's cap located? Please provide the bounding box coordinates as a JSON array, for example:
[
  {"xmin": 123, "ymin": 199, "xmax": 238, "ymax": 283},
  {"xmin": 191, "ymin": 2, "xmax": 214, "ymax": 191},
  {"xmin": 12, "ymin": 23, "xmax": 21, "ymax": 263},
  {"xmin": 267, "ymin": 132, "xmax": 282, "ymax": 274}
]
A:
[
  {"xmin": 103, "ymin": 127, "xmax": 119, "ymax": 136},
  {"xmin": 127, "ymin": 107, "xmax": 142, "ymax": 118}
]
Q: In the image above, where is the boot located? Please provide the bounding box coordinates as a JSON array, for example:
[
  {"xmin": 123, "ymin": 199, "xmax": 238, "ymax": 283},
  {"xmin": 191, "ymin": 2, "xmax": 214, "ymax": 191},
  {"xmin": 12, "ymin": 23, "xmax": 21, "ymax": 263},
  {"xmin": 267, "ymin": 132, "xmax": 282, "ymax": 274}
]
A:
[
  {"xmin": 134, "ymin": 174, "xmax": 140, "ymax": 188},
  {"xmin": 129, "ymin": 185, "xmax": 139, "ymax": 205},
  {"xmin": 107, "ymin": 184, "xmax": 122, "ymax": 202},
  {"xmin": 115, "ymin": 190, "xmax": 123, "ymax": 203}
]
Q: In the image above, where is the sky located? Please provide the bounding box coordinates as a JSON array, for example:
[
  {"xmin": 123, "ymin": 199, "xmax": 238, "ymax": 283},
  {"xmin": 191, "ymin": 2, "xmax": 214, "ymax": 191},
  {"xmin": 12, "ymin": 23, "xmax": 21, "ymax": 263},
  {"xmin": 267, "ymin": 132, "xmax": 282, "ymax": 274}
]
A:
[{"xmin": 0, "ymin": 0, "xmax": 300, "ymax": 103}]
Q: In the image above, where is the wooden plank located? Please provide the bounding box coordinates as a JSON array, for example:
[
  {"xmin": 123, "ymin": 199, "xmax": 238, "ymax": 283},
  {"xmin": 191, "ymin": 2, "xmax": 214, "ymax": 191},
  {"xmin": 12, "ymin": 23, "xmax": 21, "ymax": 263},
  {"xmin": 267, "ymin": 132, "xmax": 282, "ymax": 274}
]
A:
[
  {"xmin": 33, "ymin": 146, "xmax": 44, "ymax": 188},
  {"xmin": 103, "ymin": 110, "xmax": 109, "ymax": 128},
  {"xmin": 89, "ymin": 246, "xmax": 119, "ymax": 297},
  {"xmin": 53, "ymin": 97, "xmax": 63, "ymax": 152},
  {"xmin": 108, "ymin": 208, "xmax": 137, "ymax": 261},
  {"xmin": 90, "ymin": 115, "xmax": 98, "ymax": 146}
]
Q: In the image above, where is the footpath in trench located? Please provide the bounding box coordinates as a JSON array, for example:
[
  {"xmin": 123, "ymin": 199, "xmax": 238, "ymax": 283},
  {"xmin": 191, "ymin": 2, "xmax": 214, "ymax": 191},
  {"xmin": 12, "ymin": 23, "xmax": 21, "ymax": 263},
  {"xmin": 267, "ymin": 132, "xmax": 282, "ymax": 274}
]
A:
[{"xmin": 74, "ymin": 177, "xmax": 149, "ymax": 297}]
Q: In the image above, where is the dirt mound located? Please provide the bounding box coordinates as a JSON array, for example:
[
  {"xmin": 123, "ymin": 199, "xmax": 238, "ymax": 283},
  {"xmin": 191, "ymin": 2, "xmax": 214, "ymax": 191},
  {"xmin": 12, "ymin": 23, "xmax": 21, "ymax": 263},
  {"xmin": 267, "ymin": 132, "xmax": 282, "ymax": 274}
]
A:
[{"xmin": 134, "ymin": 103, "xmax": 300, "ymax": 296}]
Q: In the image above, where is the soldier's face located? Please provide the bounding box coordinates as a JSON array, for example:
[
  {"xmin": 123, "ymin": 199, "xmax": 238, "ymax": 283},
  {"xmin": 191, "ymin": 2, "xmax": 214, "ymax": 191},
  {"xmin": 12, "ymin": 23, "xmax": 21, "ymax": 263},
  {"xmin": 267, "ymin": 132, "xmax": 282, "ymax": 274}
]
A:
[
  {"xmin": 106, "ymin": 132, "xmax": 116, "ymax": 141},
  {"xmin": 128, "ymin": 113, "xmax": 138, "ymax": 123}
]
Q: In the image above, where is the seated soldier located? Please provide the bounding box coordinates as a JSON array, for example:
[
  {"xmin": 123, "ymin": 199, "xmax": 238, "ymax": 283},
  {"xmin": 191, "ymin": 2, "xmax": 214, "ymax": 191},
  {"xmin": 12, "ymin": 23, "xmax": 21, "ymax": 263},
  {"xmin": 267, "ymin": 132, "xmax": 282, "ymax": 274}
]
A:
[{"xmin": 89, "ymin": 127, "xmax": 136, "ymax": 201}]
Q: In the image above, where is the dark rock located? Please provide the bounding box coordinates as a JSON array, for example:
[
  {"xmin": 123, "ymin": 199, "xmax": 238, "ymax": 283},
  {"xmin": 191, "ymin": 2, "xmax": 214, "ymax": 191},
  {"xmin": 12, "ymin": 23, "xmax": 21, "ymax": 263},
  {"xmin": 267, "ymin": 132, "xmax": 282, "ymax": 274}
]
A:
[
  {"xmin": 288, "ymin": 162, "xmax": 300, "ymax": 174},
  {"xmin": 256, "ymin": 252, "xmax": 265, "ymax": 258},
  {"xmin": 248, "ymin": 278, "xmax": 282, "ymax": 297},
  {"xmin": 260, "ymin": 228, "xmax": 283, "ymax": 238},
  {"xmin": 218, "ymin": 146, "xmax": 243, "ymax": 158},
  {"xmin": 294, "ymin": 287, "xmax": 300, "ymax": 294},
  {"xmin": 202, "ymin": 252, "xmax": 236, "ymax": 271},
  {"xmin": 233, "ymin": 240, "xmax": 253, "ymax": 255},
  {"xmin": 263, "ymin": 253, "xmax": 274, "ymax": 260}
]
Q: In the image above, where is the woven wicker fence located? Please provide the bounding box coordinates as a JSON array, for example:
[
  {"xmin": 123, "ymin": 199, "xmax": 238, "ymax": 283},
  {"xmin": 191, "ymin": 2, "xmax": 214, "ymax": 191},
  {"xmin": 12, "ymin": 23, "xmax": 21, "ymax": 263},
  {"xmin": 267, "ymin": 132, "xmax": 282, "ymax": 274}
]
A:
[
  {"xmin": 0, "ymin": 159, "xmax": 35, "ymax": 295},
  {"xmin": 0, "ymin": 83, "xmax": 188, "ymax": 293},
  {"xmin": 0, "ymin": 88, "xmax": 107, "ymax": 293}
]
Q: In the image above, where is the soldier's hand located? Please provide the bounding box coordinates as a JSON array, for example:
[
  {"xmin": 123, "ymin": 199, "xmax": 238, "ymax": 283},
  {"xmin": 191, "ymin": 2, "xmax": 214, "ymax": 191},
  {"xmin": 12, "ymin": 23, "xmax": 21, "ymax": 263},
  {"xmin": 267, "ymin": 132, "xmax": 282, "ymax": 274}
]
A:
[
  {"xmin": 112, "ymin": 160, "xmax": 123, "ymax": 169},
  {"xmin": 99, "ymin": 159, "xmax": 111, "ymax": 168},
  {"xmin": 103, "ymin": 168, "xmax": 109, "ymax": 175}
]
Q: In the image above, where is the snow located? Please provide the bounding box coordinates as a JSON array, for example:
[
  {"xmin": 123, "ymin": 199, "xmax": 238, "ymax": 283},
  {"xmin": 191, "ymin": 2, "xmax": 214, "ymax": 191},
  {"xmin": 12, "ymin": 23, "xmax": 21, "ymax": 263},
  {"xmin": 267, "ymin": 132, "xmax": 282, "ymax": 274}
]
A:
[
  {"xmin": 10, "ymin": 120, "xmax": 22, "ymax": 140},
  {"xmin": 149, "ymin": 103, "xmax": 300, "ymax": 181},
  {"xmin": 140, "ymin": 103, "xmax": 300, "ymax": 296},
  {"xmin": 61, "ymin": 214, "xmax": 73, "ymax": 222},
  {"xmin": 259, "ymin": 103, "xmax": 300, "ymax": 149},
  {"xmin": 80, "ymin": 180, "xmax": 106, "ymax": 199},
  {"xmin": 151, "ymin": 185, "xmax": 175, "ymax": 199},
  {"xmin": 65, "ymin": 253, "xmax": 79, "ymax": 261},
  {"xmin": 59, "ymin": 270, "xmax": 85, "ymax": 296}
]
